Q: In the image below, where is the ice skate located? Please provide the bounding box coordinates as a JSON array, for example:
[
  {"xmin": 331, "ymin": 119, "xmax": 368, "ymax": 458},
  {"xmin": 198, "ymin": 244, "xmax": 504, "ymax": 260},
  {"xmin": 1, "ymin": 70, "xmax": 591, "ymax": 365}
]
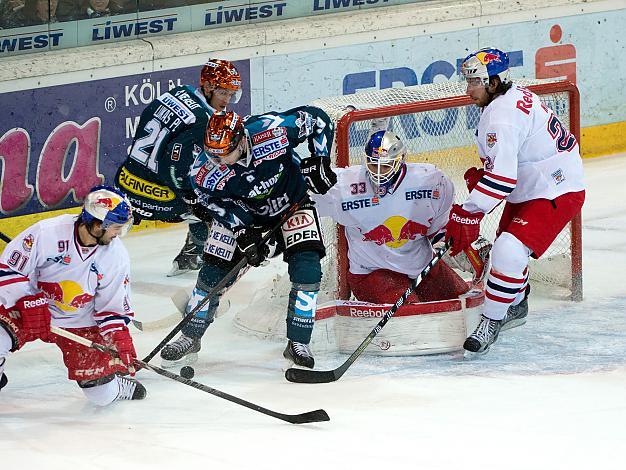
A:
[
  {"xmin": 283, "ymin": 340, "xmax": 315, "ymax": 369},
  {"xmin": 115, "ymin": 376, "xmax": 147, "ymax": 401},
  {"xmin": 160, "ymin": 334, "xmax": 201, "ymax": 367},
  {"xmin": 501, "ymin": 286, "xmax": 530, "ymax": 332},
  {"xmin": 167, "ymin": 233, "xmax": 203, "ymax": 277},
  {"xmin": 463, "ymin": 314, "xmax": 502, "ymax": 355}
]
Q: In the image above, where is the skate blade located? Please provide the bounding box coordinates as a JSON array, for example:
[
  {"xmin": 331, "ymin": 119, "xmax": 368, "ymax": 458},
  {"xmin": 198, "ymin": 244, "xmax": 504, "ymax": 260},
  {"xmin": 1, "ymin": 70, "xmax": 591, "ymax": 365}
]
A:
[
  {"xmin": 463, "ymin": 348, "xmax": 490, "ymax": 360},
  {"xmin": 500, "ymin": 318, "xmax": 527, "ymax": 332},
  {"xmin": 160, "ymin": 353, "xmax": 199, "ymax": 368}
]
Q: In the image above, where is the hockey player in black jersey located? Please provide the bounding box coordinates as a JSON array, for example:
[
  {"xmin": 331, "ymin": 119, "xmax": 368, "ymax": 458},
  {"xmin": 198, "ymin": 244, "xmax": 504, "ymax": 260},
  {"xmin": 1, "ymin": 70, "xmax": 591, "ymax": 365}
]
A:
[
  {"xmin": 114, "ymin": 59, "xmax": 242, "ymax": 276},
  {"xmin": 160, "ymin": 107, "xmax": 337, "ymax": 369}
]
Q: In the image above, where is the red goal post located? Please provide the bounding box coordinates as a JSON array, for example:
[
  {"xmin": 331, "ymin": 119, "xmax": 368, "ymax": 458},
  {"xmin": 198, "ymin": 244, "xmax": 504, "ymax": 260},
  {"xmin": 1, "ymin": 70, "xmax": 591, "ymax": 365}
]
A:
[{"xmin": 311, "ymin": 79, "xmax": 583, "ymax": 302}]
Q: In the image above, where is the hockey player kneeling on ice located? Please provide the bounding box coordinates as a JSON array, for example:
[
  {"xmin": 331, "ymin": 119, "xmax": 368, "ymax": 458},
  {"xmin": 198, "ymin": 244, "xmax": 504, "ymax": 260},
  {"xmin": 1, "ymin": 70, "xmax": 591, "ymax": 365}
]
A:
[
  {"xmin": 446, "ymin": 47, "xmax": 585, "ymax": 354},
  {"xmin": 0, "ymin": 186, "xmax": 146, "ymax": 403},
  {"xmin": 160, "ymin": 107, "xmax": 337, "ymax": 370},
  {"xmin": 113, "ymin": 59, "xmax": 243, "ymax": 277},
  {"xmin": 311, "ymin": 128, "xmax": 470, "ymax": 306}
]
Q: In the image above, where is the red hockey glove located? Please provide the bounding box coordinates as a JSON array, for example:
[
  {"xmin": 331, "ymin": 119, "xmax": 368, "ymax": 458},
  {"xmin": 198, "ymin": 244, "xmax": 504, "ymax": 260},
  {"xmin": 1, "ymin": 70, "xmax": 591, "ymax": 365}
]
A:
[
  {"xmin": 106, "ymin": 328, "xmax": 137, "ymax": 374},
  {"xmin": 445, "ymin": 204, "xmax": 484, "ymax": 257},
  {"xmin": 464, "ymin": 167, "xmax": 484, "ymax": 192},
  {"xmin": 15, "ymin": 293, "xmax": 51, "ymax": 341}
]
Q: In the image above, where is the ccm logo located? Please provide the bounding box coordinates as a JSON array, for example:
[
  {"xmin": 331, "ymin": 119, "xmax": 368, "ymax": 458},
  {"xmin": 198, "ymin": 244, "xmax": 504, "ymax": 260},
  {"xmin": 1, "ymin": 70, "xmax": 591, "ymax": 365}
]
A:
[
  {"xmin": 451, "ymin": 214, "xmax": 481, "ymax": 225},
  {"xmin": 23, "ymin": 298, "xmax": 47, "ymax": 308}
]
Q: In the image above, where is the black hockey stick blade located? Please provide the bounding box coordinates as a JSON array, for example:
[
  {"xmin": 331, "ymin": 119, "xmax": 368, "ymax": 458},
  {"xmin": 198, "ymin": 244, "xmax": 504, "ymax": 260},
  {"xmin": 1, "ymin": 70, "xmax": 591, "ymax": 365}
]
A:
[
  {"xmin": 139, "ymin": 360, "xmax": 330, "ymax": 424},
  {"xmin": 285, "ymin": 367, "xmax": 339, "ymax": 384}
]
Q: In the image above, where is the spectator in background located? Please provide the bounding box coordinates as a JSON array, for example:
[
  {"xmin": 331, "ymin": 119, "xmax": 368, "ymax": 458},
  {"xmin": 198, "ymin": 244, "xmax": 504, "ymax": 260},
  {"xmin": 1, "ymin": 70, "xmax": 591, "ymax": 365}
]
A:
[{"xmin": 0, "ymin": 0, "xmax": 57, "ymax": 28}]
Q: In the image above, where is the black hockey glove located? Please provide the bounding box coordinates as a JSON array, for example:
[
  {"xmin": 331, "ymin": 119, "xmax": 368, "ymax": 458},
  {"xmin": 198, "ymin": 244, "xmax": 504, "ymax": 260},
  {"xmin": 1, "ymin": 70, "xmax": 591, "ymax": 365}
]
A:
[
  {"xmin": 300, "ymin": 155, "xmax": 337, "ymax": 195},
  {"xmin": 235, "ymin": 227, "xmax": 269, "ymax": 267}
]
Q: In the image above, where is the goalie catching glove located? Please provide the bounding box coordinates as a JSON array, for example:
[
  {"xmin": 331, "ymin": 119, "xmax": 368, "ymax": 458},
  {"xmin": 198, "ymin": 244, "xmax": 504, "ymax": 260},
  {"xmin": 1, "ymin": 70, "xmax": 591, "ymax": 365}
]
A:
[
  {"xmin": 445, "ymin": 204, "xmax": 484, "ymax": 257},
  {"xmin": 235, "ymin": 227, "xmax": 269, "ymax": 267},
  {"xmin": 300, "ymin": 155, "xmax": 337, "ymax": 195}
]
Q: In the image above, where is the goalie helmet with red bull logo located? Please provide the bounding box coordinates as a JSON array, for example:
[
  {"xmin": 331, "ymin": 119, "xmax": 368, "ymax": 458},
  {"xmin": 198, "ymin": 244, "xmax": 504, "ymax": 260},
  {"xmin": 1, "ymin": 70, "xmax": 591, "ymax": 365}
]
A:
[
  {"xmin": 81, "ymin": 185, "xmax": 133, "ymax": 236},
  {"xmin": 200, "ymin": 59, "xmax": 242, "ymax": 104},
  {"xmin": 460, "ymin": 47, "xmax": 510, "ymax": 87},
  {"xmin": 364, "ymin": 130, "xmax": 406, "ymax": 195}
]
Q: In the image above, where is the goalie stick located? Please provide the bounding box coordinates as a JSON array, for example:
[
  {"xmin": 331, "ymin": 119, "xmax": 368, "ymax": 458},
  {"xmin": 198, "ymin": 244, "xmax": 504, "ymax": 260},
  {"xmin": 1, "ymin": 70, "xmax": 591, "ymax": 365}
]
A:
[
  {"xmin": 284, "ymin": 242, "xmax": 451, "ymax": 384},
  {"xmin": 142, "ymin": 195, "xmax": 309, "ymax": 363},
  {"xmin": 50, "ymin": 325, "xmax": 329, "ymax": 424}
]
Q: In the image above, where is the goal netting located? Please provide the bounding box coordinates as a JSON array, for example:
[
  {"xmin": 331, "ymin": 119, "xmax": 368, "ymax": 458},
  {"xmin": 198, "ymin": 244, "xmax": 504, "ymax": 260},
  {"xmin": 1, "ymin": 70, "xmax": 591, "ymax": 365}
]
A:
[{"xmin": 234, "ymin": 78, "xmax": 582, "ymax": 343}]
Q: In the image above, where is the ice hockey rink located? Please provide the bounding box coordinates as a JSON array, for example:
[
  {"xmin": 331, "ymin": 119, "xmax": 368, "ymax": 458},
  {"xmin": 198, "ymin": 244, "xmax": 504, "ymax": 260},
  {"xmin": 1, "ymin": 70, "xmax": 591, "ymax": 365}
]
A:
[{"xmin": 2, "ymin": 153, "xmax": 625, "ymax": 470}]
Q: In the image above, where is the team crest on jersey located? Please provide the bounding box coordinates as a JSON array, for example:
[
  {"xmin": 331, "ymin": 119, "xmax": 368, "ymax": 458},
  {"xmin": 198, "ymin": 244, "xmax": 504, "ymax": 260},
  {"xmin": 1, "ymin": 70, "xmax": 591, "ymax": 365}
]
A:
[
  {"xmin": 22, "ymin": 234, "xmax": 34, "ymax": 252},
  {"xmin": 551, "ymin": 168, "xmax": 565, "ymax": 185},
  {"xmin": 295, "ymin": 111, "xmax": 314, "ymax": 138},
  {"xmin": 486, "ymin": 133, "xmax": 497, "ymax": 148},
  {"xmin": 171, "ymin": 143, "xmax": 182, "ymax": 161}
]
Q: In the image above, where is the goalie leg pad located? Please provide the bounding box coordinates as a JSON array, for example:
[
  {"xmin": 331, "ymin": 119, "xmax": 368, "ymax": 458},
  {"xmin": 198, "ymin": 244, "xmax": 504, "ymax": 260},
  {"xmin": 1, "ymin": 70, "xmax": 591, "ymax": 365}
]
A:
[
  {"xmin": 280, "ymin": 205, "xmax": 326, "ymax": 260},
  {"xmin": 484, "ymin": 232, "xmax": 530, "ymax": 320}
]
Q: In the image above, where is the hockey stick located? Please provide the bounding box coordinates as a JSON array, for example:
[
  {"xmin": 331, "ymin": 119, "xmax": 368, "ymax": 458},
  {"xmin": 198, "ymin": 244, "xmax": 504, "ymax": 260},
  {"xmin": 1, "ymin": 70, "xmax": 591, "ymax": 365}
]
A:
[
  {"xmin": 142, "ymin": 195, "xmax": 309, "ymax": 363},
  {"xmin": 285, "ymin": 242, "xmax": 451, "ymax": 384},
  {"xmin": 50, "ymin": 325, "xmax": 329, "ymax": 424},
  {"xmin": 0, "ymin": 232, "xmax": 11, "ymax": 243}
]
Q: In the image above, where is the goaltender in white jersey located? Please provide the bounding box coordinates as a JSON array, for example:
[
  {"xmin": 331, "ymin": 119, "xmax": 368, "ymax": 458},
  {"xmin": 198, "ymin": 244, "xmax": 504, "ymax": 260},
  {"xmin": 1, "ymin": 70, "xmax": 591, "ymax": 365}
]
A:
[{"xmin": 312, "ymin": 130, "xmax": 469, "ymax": 304}]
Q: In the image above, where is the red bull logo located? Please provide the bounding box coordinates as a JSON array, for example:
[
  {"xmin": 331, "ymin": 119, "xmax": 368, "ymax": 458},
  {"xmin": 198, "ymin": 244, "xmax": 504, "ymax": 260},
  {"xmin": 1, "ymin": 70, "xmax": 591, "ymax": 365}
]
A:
[
  {"xmin": 22, "ymin": 234, "xmax": 34, "ymax": 252},
  {"xmin": 95, "ymin": 196, "xmax": 121, "ymax": 210},
  {"xmin": 475, "ymin": 51, "xmax": 501, "ymax": 65},
  {"xmin": 38, "ymin": 280, "xmax": 94, "ymax": 312},
  {"xmin": 361, "ymin": 216, "xmax": 429, "ymax": 248}
]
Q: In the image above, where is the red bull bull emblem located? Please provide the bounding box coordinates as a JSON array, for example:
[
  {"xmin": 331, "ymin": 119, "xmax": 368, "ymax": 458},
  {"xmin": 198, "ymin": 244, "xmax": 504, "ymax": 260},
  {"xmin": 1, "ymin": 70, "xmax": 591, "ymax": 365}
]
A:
[
  {"xmin": 476, "ymin": 52, "xmax": 501, "ymax": 65},
  {"xmin": 361, "ymin": 216, "xmax": 429, "ymax": 248},
  {"xmin": 22, "ymin": 234, "xmax": 34, "ymax": 252},
  {"xmin": 38, "ymin": 280, "xmax": 94, "ymax": 312}
]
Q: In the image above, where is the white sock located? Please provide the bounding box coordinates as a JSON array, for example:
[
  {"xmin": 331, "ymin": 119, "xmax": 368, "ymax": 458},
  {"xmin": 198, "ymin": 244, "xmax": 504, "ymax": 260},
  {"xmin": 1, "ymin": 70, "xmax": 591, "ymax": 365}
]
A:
[{"xmin": 81, "ymin": 377, "xmax": 119, "ymax": 406}]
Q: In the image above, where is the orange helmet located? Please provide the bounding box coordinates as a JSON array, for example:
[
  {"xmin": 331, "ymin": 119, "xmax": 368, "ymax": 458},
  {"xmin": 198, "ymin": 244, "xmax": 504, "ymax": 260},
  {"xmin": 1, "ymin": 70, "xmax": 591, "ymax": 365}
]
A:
[
  {"xmin": 205, "ymin": 111, "xmax": 245, "ymax": 158},
  {"xmin": 200, "ymin": 59, "xmax": 242, "ymax": 103}
]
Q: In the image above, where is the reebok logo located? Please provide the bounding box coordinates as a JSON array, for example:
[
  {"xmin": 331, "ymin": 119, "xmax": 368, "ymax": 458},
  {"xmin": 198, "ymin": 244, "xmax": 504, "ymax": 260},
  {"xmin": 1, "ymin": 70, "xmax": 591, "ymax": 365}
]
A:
[
  {"xmin": 451, "ymin": 213, "xmax": 480, "ymax": 224},
  {"xmin": 23, "ymin": 298, "xmax": 47, "ymax": 309}
]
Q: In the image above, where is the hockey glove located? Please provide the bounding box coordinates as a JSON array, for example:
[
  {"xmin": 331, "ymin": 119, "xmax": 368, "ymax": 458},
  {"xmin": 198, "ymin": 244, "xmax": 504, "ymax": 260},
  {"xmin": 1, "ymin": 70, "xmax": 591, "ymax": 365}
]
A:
[
  {"xmin": 235, "ymin": 227, "xmax": 269, "ymax": 267},
  {"xmin": 300, "ymin": 155, "xmax": 337, "ymax": 195},
  {"xmin": 445, "ymin": 204, "xmax": 484, "ymax": 257},
  {"xmin": 464, "ymin": 167, "xmax": 484, "ymax": 192},
  {"xmin": 105, "ymin": 328, "xmax": 137, "ymax": 374},
  {"xmin": 15, "ymin": 293, "xmax": 51, "ymax": 341}
]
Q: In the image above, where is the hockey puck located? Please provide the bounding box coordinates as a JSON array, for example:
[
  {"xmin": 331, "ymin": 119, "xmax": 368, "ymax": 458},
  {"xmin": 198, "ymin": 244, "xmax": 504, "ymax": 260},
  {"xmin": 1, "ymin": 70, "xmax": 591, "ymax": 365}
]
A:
[{"xmin": 180, "ymin": 366, "xmax": 195, "ymax": 379}]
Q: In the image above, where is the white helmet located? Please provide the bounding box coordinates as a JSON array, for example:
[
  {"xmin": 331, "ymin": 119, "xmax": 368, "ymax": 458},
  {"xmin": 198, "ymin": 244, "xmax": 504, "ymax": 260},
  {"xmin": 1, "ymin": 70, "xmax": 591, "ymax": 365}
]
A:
[{"xmin": 364, "ymin": 130, "xmax": 406, "ymax": 195}]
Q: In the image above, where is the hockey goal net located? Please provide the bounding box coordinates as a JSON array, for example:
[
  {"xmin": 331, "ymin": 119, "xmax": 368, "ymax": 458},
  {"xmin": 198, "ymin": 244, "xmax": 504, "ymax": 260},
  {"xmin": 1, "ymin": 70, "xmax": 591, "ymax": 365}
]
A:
[{"xmin": 234, "ymin": 78, "xmax": 582, "ymax": 343}]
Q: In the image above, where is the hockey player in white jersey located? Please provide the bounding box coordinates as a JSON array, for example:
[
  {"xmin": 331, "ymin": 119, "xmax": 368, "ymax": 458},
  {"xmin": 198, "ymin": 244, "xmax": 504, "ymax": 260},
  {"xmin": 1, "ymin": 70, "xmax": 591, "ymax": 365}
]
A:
[
  {"xmin": 445, "ymin": 47, "xmax": 585, "ymax": 354},
  {"xmin": 312, "ymin": 129, "xmax": 469, "ymax": 303},
  {"xmin": 0, "ymin": 186, "xmax": 147, "ymax": 403}
]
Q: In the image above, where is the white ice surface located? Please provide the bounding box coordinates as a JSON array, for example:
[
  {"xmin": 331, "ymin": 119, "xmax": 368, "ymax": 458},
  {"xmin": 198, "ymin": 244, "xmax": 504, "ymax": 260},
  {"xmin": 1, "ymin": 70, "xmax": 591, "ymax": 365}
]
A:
[{"xmin": 2, "ymin": 154, "xmax": 626, "ymax": 469}]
